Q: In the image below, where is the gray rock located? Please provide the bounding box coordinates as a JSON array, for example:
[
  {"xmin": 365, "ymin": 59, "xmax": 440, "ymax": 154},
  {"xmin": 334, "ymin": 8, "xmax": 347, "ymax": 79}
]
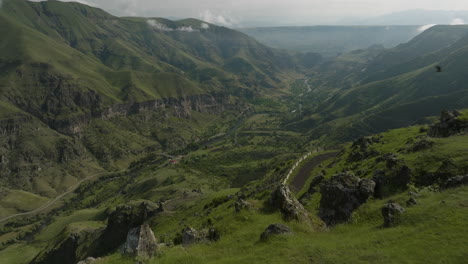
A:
[
  {"xmin": 234, "ymin": 199, "xmax": 250, "ymax": 212},
  {"xmin": 319, "ymin": 172, "xmax": 375, "ymax": 226},
  {"xmin": 208, "ymin": 227, "xmax": 221, "ymax": 242},
  {"xmin": 428, "ymin": 110, "xmax": 467, "ymax": 137},
  {"xmin": 181, "ymin": 227, "xmax": 208, "ymax": 245},
  {"xmin": 406, "ymin": 197, "xmax": 418, "ymax": 207},
  {"xmin": 372, "ymin": 165, "xmax": 411, "ymax": 198},
  {"xmin": 97, "ymin": 201, "xmax": 162, "ymax": 254},
  {"xmin": 260, "ymin": 224, "xmax": 293, "ymax": 241},
  {"xmin": 270, "ymin": 184, "xmax": 309, "ymax": 221},
  {"xmin": 442, "ymin": 175, "xmax": 468, "ymax": 189},
  {"xmin": 382, "ymin": 202, "xmax": 405, "ymax": 227},
  {"xmin": 121, "ymin": 224, "xmax": 158, "ymax": 259}
]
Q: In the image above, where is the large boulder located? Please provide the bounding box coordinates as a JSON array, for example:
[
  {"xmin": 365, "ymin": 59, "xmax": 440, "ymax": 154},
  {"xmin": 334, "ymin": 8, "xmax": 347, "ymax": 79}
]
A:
[
  {"xmin": 121, "ymin": 224, "xmax": 158, "ymax": 259},
  {"xmin": 91, "ymin": 201, "xmax": 162, "ymax": 256},
  {"xmin": 373, "ymin": 165, "xmax": 411, "ymax": 198},
  {"xmin": 382, "ymin": 202, "xmax": 405, "ymax": 227},
  {"xmin": 260, "ymin": 224, "xmax": 293, "ymax": 241},
  {"xmin": 428, "ymin": 110, "xmax": 468, "ymax": 137},
  {"xmin": 270, "ymin": 184, "xmax": 309, "ymax": 221},
  {"xmin": 319, "ymin": 172, "xmax": 375, "ymax": 226}
]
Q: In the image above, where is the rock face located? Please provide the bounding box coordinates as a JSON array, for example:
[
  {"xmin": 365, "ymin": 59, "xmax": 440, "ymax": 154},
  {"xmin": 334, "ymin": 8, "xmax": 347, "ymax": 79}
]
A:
[
  {"xmin": 319, "ymin": 172, "xmax": 375, "ymax": 226},
  {"xmin": 33, "ymin": 201, "xmax": 162, "ymax": 263},
  {"xmin": 428, "ymin": 110, "xmax": 468, "ymax": 137},
  {"xmin": 442, "ymin": 175, "xmax": 468, "ymax": 189},
  {"xmin": 91, "ymin": 201, "xmax": 162, "ymax": 256},
  {"xmin": 260, "ymin": 224, "xmax": 293, "ymax": 241},
  {"xmin": 382, "ymin": 202, "xmax": 405, "ymax": 227},
  {"xmin": 121, "ymin": 224, "xmax": 158, "ymax": 259},
  {"xmin": 373, "ymin": 165, "xmax": 411, "ymax": 198},
  {"xmin": 270, "ymin": 184, "xmax": 309, "ymax": 221},
  {"xmin": 30, "ymin": 227, "xmax": 103, "ymax": 264}
]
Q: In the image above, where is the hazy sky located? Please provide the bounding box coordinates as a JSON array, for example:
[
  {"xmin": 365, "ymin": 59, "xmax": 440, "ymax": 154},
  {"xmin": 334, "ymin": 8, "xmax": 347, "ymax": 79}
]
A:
[{"xmin": 29, "ymin": 0, "xmax": 468, "ymax": 26}]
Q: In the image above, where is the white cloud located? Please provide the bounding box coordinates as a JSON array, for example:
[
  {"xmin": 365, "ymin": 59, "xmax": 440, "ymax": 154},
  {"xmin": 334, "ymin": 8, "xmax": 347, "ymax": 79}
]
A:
[
  {"xmin": 147, "ymin": 20, "xmax": 198, "ymax": 32},
  {"xmin": 28, "ymin": 0, "xmax": 98, "ymax": 7},
  {"xmin": 178, "ymin": 26, "xmax": 196, "ymax": 32},
  {"xmin": 201, "ymin": 22, "xmax": 210, "ymax": 29},
  {"xmin": 199, "ymin": 10, "xmax": 238, "ymax": 27},
  {"xmin": 418, "ymin": 24, "xmax": 437, "ymax": 32},
  {"xmin": 450, "ymin": 18, "xmax": 466, "ymax": 25},
  {"xmin": 147, "ymin": 19, "xmax": 173, "ymax": 31}
]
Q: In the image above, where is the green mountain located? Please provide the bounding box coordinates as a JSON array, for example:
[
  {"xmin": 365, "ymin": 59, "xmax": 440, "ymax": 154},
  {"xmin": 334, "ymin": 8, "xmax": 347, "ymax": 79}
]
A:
[
  {"xmin": 286, "ymin": 25, "xmax": 468, "ymax": 142},
  {"xmin": 1, "ymin": 1, "xmax": 468, "ymax": 264},
  {"xmin": 0, "ymin": 0, "xmax": 298, "ymax": 199}
]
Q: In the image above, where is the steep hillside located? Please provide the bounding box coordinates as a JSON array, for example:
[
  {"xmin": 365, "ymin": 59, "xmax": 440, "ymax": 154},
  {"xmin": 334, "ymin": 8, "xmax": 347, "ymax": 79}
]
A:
[
  {"xmin": 2, "ymin": 110, "xmax": 466, "ymax": 264},
  {"xmin": 0, "ymin": 0, "xmax": 301, "ymax": 199},
  {"xmin": 287, "ymin": 25, "xmax": 468, "ymax": 143}
]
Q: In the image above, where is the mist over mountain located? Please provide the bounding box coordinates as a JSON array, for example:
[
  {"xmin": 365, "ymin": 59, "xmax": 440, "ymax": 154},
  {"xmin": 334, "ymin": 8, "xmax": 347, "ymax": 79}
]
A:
[{"xmin": 344, "ymin": 9, "xmax": 468, "ymax": 26}]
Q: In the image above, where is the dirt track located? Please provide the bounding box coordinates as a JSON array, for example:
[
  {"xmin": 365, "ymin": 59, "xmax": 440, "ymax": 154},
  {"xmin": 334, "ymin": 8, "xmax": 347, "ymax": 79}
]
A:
[{"xmin": 290, "ymin": 152, "xmax": 339, "ymax": 192}]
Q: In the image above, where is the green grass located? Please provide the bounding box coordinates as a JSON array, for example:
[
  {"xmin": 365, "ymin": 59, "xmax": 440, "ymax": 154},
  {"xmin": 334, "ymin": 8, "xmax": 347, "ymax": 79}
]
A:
[
  {"xmin": 0, "ymin": 190, "xmax": 49, "ymax": 218},
  {"xmin": 97, "ymin": 185, "xmax": 468, "ymax": 264},
  {"xmin": 0, "ymin": 244, "xmax": 41, "ymax": 264},
  {"xmin": 34, "ymin": 208, "xmax": 104, "ymax": 242}
]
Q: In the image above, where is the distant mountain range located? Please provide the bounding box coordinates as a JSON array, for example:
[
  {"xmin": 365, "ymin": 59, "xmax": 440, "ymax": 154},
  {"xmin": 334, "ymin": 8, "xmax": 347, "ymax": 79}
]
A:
[
  {"xmin": 343, "ymin": 9, "xmax": 468, "ymax": 25},
  {"xmin": 239, "ymin": 26, "xmax": 421, "ymax": 56}
]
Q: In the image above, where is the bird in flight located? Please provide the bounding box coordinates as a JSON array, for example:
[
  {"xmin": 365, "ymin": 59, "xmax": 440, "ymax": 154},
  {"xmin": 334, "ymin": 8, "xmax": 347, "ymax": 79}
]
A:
[{"xmin": 435, "ymin": 66, "xmax": 443, "ymax": 72}]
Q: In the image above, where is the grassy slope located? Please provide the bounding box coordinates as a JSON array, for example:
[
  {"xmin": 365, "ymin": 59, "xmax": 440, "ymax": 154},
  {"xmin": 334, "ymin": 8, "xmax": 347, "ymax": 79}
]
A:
[{"xmin": 3, "ymin": 112, "xmax": 466, "ymax": 264}]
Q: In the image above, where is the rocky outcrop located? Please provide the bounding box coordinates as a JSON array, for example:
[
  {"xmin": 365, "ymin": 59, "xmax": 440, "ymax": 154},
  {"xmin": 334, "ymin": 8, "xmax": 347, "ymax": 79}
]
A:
[
  {"xmin": 270, "ymin": 184, "xmax": 309, "ymax": 221},
  {"xmin": 51, "ymin": 93, "xmax": 241, "ymax": 136},
  {"xmin": 319, "ymin": 172, "xmax": 375, "ymax": 226},
  {"xmin": 442, "ymin": 175, "xmax": 468, "ymax": 189},
  {"xmin": 121, "ymin": 224, "xmax": 158, "ymax": 259},
  {"xmin": 177, "ymin": 226, "xmax": 220, "ymax": 245},
  {"xmin": 382, "ymin": 202, "xmax": 405, "ymax": 227},
  {"xmin": 405, "ymin": 137, "xmax": 434, "ymax": 152},
  {"xmin": 32, "ymin": 201, "xmax": 162, "ymax": 263},
  {"xmin": 234, "ymin": 198, "xmax": 251, "ymax": 212},
  {"xmin": 91, "ymin": 201, "xmax": 162, "ymax": 256},
  {"xmin": 428, "ymin": 110, "xmax": 468, "ymax": 138},
  {"xmin": 373, "ymin": 165, "xmax": 411, "ymax": 198},
  {"xmin": 30, "ymin": 227, "xmax": 104, "ymax": 264},
  {"xmin": 347, "ymin": 136, "xmax": 382, "ymax": 162},
  {"xmin": 260, "ymin": 224, "xmax": 293, "ymax": 241},
  {"xmin": 406, "ymin": 197, "xmax": 418, "ymax": 207}
]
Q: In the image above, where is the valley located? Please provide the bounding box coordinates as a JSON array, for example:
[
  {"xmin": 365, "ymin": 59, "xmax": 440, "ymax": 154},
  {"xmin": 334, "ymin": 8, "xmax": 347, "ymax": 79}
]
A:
[{"xmin": 0, "ymin": 0, "xmax": 467, "ymax": 264}]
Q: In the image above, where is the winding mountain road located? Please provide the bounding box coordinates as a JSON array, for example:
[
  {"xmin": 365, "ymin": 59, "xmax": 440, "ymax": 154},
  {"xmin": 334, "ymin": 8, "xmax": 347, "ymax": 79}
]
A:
[
  {"xmin": 0, "ymin": 170, "xmax": 124, "ymax": 223},
  {"xmin": 0, "ymin": 152, "xmax": 176, "ymax": 223}
]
